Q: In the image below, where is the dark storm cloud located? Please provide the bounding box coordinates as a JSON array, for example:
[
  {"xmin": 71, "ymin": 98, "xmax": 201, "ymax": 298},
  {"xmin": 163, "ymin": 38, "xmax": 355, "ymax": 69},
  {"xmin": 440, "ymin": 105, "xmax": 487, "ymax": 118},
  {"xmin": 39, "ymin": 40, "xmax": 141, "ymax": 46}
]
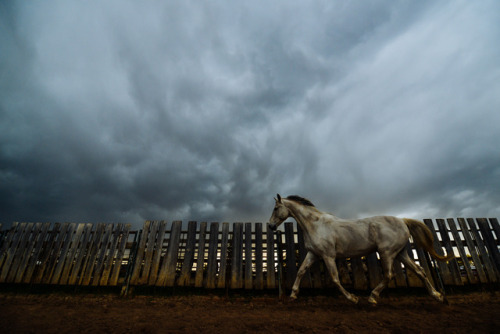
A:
[{"xmin": 1, "ymin": 1, "xmax": 499, "ymax": 228}]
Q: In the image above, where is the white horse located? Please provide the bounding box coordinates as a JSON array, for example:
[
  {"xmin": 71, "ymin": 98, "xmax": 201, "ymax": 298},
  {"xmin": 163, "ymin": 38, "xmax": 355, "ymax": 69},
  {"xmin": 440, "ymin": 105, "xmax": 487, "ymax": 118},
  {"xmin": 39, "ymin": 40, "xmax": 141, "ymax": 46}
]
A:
[{"xmin": 268, "ymin": 194, "xmax": 454, "ymax": 304}]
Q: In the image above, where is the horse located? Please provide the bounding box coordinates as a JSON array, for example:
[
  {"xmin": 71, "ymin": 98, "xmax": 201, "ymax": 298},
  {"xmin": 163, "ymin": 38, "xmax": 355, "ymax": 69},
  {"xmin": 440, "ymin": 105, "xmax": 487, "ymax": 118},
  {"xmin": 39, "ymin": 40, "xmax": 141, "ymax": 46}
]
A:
[{"xmin": 268, "ymin": 194, "xmax": 454, "ymax": 304}]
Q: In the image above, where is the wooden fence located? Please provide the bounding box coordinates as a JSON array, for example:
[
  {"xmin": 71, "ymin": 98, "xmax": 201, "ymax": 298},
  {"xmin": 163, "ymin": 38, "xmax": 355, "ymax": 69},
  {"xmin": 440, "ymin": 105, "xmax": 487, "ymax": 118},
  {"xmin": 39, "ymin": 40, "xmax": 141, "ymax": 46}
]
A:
[{"xmin": 0, "ymin": 218, "xmax": 499, "ymax": 292}]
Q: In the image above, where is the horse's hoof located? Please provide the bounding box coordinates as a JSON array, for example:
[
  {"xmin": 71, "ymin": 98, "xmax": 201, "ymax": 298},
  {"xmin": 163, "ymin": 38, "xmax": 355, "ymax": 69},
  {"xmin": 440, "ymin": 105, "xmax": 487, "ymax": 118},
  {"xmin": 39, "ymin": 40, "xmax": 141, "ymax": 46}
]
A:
[
  {"xmin": 289, "ymin": 295, "xmax": 298, "ymax": 302},
  {"xmin": 367, "ymin": 296, "xmax": 378, "ymax": 305},
  {"xmin": 350, "ymin": 296, "xmax": 359, "ymax": 304}
]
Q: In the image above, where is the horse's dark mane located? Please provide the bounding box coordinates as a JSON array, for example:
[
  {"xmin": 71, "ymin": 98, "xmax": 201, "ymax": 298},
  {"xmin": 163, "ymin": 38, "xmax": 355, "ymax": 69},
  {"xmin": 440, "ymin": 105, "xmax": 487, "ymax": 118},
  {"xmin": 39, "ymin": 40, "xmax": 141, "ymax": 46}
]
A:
[{"xmin": 286, "ymin": 195, "xmax": 315, "ymax": 207}]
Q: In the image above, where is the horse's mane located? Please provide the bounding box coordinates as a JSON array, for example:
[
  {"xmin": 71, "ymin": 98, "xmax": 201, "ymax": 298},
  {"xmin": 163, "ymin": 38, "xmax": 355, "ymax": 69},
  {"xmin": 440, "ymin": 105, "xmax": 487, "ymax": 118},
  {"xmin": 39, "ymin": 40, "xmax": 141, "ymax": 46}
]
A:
[{"xmin": 286, "ymin": 195, "xmax": 315, "ymax": 207}]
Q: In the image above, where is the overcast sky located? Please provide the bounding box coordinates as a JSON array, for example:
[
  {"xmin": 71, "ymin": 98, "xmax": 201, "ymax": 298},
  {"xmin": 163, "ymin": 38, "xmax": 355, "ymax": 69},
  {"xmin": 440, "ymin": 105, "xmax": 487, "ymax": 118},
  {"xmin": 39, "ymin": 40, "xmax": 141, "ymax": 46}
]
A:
[{"xmin": 1, "ymin": 1, "xmax": 499, "ymax": 228}]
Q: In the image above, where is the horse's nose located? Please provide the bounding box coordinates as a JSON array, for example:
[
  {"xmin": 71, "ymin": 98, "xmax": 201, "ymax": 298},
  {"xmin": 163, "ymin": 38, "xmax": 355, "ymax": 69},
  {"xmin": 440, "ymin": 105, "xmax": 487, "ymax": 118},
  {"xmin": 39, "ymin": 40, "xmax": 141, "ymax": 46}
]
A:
[{"xmin": 269, "ymin": 223, "xmax": 277, "ymax": 231}]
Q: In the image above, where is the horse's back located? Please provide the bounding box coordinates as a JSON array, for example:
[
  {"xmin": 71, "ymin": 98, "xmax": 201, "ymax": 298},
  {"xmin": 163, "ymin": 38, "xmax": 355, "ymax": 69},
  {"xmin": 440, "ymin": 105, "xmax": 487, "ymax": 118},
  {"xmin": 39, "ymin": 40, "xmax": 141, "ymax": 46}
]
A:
[{"xmin": 358, "ymin": 216, "xmax": 410, "ymax": 252}]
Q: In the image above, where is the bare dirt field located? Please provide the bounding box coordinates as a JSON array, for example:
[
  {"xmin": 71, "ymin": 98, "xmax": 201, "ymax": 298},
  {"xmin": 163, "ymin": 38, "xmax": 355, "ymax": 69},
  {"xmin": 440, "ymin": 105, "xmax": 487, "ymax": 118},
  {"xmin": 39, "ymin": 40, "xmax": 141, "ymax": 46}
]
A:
[{"xmin": 1, "ymin": 288, "xmax": 499, "ymax": 333}]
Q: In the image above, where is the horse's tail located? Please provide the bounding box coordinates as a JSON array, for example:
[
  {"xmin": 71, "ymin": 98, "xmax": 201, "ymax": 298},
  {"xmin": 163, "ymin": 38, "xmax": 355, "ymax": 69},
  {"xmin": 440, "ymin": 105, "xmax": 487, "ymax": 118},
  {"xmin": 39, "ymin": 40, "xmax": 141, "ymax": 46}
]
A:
[{"xmin": 404, "ymin": 218, "xmax": 455, "ymax": 262}]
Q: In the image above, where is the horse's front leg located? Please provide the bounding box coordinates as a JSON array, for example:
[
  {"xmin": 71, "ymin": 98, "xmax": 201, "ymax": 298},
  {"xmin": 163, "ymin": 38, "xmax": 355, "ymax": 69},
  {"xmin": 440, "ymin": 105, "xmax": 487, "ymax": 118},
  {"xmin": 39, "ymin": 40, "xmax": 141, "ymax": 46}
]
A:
[
  {"xmin": 324, "ymin": 257, "xmax": 359, "ymax": 304},
  {"xmin": 290, "ymin": 251, "xmax": 317, "ymax": 300}
]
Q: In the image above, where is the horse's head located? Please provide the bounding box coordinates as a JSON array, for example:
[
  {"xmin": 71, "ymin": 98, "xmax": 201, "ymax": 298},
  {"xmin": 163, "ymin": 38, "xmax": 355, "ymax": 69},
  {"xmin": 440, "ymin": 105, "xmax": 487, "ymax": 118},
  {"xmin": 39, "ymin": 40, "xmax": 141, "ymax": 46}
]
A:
[{"xmin": 268, "ymin": 194, "xmax": 290, "ymax": 231}]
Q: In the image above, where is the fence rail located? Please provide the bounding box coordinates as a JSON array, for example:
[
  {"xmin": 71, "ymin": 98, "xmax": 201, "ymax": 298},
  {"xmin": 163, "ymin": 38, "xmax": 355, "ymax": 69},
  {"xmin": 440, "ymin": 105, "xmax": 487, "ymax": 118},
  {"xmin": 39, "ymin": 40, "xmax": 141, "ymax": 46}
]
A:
[{"xmin": 0, "ymin": 218, "xmax": 499, "ymax": 292}]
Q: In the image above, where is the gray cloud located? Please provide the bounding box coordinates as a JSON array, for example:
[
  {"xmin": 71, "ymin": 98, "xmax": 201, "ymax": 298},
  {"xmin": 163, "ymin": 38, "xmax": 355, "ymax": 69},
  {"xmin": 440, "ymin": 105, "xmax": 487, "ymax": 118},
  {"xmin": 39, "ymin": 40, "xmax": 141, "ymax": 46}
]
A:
[{"xmin": 1, "ymin": 1, "xmax": 499, "ymax": 229}]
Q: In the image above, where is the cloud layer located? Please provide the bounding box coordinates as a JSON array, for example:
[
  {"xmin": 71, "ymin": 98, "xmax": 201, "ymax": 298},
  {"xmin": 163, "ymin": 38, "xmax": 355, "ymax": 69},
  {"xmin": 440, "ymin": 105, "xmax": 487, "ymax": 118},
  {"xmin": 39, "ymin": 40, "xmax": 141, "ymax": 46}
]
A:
[{"xmin": 1, "ymin": 1, "xmax": 500, "ymax": 228}]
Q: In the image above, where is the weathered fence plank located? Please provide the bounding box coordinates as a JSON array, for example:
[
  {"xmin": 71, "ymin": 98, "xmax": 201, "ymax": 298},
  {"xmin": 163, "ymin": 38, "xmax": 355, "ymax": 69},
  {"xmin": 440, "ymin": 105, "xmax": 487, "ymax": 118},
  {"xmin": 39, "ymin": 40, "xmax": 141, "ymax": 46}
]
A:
[
  {"xmin": 284, "ymin": 223, "xmax": 297, "ymax": 290},
  {"xmin": 231, "ymin": 223, "xmax": 243, "ymax": 289},
  {"xmin": 158, "ymin": 221, "xmax": 182, "ymax": 287},
  {"xmin": 80, "ymin": 223, "xmax": 105, "ymax": 285},
  {"xmin": 0, "ymin": 222, "xmax": 19, "ymax": 273},
  {"xmin": 436, "ymin": 219, "xmax": 462, "ymax": 285},
  {"xmin": 217, "ymin": 223, "xmax": 230, "ymax": 289},
  {"xmin": 424, "ymin": 219, "xmax": 454, "ymax": 286},
  {"xmin": 129, "ymin": 221, "xmax": 150, "ymax": 285},
  {"xmin": 457, "ymin": 218, "xmax": 488, "ymax": 283},
  {"xmin": 467, "ymin": 218, "xmax": 497, "ymax": 283},
  {"xmin": 23, "ymin": 223, "xmax": 51, "ymax": 284},
  {"xmin": 50, "ymin": 223, "xmax": 77, "ymax": 284},
  {"xmin": 109, "ymin": 224, "xmax": 131, "ymax": 286},
  {"xmin": 0, "ymin": 223, "xmax": 26, "ymax": 282},
  {"xmin": 7, "ymin": 223, "xmax": 32, "ymax": 283},
  {"xmin": 406, "ymin": 243, "xmax": 424, "ymax": 287},
  {"xmin": 447, "ymin": 218, "xmax": 476, "ymax": 284},
  {"xmin": 44, "ymin": 223, "xmax": 71, "ymax": 284},
  {"xmin": 178, "ymin": 221, "xmax": 197, "ymax": 286},
  {"xmin": 92, "ymin": 223, "xmax": 115, "ymax": 286},
  {"xmin": 148, "ymin": 221, "xmax": 166, "ymax": 286},
  {"xmin": 254, "ymin": 223, "xmax": 264, "ymax": 290},
  {"xmin": 245, "ymin": 223, "xmax": 253, "ymax": 290},
  {"xmin": 265, "ymin": 225, "xmax": 276, "ymax": 289},
  {"xmin": 100, "ymin": 224, "xmax": 125, "ymax": 286},
  {"xmin": 206, "ymin": 222, "xmax": 219, "ymax": 289},
  {"xmin": 59, "ymin": 223, "xmax": 85, "ymax": 285},
  {"xmin": 68, "ymin": 223, "xmax": 93, "ymax": 285},
  {"xmin": 477, "ymin": 218, "xmax": 500, "ymax": 280},
  {"xmin": 195, "ymin": 222, "xmax": 207, "ymax": 288}
]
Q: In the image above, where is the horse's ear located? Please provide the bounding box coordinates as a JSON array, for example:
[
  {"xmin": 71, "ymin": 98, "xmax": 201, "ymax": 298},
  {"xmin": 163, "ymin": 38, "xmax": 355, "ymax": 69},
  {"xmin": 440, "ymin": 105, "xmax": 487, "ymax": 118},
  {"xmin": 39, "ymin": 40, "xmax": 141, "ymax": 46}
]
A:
[{"xmin": 277, "ymin": 194, "xmax": 282, "ymax": 203}]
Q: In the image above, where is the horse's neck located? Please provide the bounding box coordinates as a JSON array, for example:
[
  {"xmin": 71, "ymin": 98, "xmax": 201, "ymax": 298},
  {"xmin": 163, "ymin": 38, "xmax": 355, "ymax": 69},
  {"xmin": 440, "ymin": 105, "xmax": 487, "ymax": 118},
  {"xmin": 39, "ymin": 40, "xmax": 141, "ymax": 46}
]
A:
[{"xmin": 284, "ymin": 200, "xmax": 319, "ymax": 233}]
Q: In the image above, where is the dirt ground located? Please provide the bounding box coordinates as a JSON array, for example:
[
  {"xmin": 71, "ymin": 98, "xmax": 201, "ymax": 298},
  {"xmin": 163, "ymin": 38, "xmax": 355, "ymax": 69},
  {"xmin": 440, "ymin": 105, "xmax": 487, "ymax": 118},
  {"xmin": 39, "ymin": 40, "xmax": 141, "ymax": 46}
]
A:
[{"xmin": 1, "ymin": 288, "xmax": 499, "ymax": 333}]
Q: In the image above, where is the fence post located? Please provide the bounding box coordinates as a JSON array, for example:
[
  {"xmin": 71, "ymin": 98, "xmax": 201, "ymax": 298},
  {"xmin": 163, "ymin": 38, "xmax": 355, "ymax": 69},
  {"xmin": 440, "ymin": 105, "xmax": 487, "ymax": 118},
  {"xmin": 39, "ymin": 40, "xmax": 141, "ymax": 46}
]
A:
[
  {"xmin": 276, "ymin": 230, "xmax": 284, "ymax": 300},
  {"xmin": 121, "ymin": 230, "xmax": 141, "ymax": 297}
]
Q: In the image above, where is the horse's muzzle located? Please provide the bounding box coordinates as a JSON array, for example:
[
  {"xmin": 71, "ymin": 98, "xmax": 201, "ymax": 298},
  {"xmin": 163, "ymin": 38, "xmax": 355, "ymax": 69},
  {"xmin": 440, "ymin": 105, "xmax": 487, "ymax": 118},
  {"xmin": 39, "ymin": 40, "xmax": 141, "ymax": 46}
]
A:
[{"xmin": 269, "ymin": 223, "xmax": 277, "ymax": 231}]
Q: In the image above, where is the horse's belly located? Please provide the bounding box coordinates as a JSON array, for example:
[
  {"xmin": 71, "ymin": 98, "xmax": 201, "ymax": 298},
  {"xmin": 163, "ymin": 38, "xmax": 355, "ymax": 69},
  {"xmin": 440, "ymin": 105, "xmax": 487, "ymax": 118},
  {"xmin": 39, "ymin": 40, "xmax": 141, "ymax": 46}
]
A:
[{"xmin": 335, "ymin": 244, "xmax": 377, "ymax": 258}]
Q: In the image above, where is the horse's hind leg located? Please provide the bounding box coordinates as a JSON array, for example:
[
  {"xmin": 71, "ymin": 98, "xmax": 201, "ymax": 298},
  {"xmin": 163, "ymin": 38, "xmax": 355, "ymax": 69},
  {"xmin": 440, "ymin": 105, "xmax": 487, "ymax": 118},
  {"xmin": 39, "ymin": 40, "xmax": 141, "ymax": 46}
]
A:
[
  {"xmin": 396, "ymin": 251, "xmax": 445, "ymax": 303},
  {"xmin": 290, "ymin": 251, "xmax": 317, "ymax": 300},
  {"xmin": 324, "ymin": 257, "xmax": 359, "ymax": 304},
  {"xmin": 368, "ymin": 253, "xmax": 396, "ymax": 305}
]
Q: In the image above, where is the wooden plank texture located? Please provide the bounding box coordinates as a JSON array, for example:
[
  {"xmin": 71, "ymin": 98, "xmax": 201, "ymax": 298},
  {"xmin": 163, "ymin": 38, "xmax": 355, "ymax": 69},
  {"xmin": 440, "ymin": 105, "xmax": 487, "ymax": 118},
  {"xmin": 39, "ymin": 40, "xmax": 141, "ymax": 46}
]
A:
[
  {"xmin": 435, "ymin": 219, "xmax": 462, "ymax": 285},
  {"xmin": 0, "ymin": 223, "xmax": 26, "ymax": 282},
  {"xmin": 195, "ymin": 222, "xmax": 207, "ymax": 288},
  {"xmin": 43, "ymin": 223, "xmax": 70, "ymax": 284},
  {"xmin": 100, "ymin": 224, "xmax": 125, "ymax": 286},
  {"xmin": 216, "ymin": 223, "xmax": 230, "ymax": 289},
  {"xmin": 158, "ymin": 221, "xmax": 182, "ymax": 287},
  {"xmin": 50, "ymin": 223, "xmax": 77, "ymax": 284},
  {"xmin": 129, "ymin": 221, "xmax": 150, "ymax": 285},
  {"xmin": 265, "ymin": 225, "xmax": 276, "ymax": 289},
  {"xmin": 254, "ymin": 223, "xmax": 264, "ymax": 290},
  {"xmin": 178, "ymin": 221, "xmax": 197, "ymax": 286},
  {"xmin": 109, "ymin": 224, "xmax": 131, "ymax": 286},
  {"xmin": 59, "ymin": 223, "xmax": 86, "ymax": 285},
  {"xmin": 80, "ymin": 223, "xmax": 105, "ymax": 285},
  {"xmin": 231, "ymin": 223, "xmax": 243, "ymax": 289},
  {"xmin": 139, "ymin": 221, "xmax": 159, "ymax": 285},
  {"xmin": 244, "ymin": 223, "xmax": 253, "ymax": 289},
  {"xmin": 23, "ymin": 223, "xmax": 51, "ymax": 284},
  {"xmin": 423, "ymin": 219, "xmax": 454, "ymax": 285},
  {"xmin": 447, "ymin": 218, "xmax": 476, "ymax": 284},
  {"xmin": 0, "ymin": 222, "xmax": 19, "ymax": 273},
  {"xmin": 284, "ymin": 223, "xmax": 297, "ymax": 290},
  {"xmin": 457, "ymin": 218, "xmax": 488, "ymax": 283},
  {"xmin": 68, "ymin": 224, "xmax": 93, "ymax": 285},
  {"xmin": 148, "ymin": 221, "xmax": 167, "ymax": 286},
  {"xmin": 477, "ymin": 218, "xmax": 500, "ymax": 278},
  {"xmin": 206, "ymin": 222, "xmax": 219, "ymax": 289},
  {"xmin": 6, "ymin": 223, "xmax": 35, "ymax": 283},
  {"xmin": 467, "ymin": 218, "xmax": 497, "ymax": 283}
]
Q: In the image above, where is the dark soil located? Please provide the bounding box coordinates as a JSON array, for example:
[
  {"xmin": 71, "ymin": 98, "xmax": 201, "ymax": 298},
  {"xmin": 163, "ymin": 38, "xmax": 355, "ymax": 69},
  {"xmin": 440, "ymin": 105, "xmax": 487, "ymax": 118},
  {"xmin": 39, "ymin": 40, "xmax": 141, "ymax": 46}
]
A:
[{"xmin": 1, "ymin": 288, "xmax": 499, "ymax": 333}]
